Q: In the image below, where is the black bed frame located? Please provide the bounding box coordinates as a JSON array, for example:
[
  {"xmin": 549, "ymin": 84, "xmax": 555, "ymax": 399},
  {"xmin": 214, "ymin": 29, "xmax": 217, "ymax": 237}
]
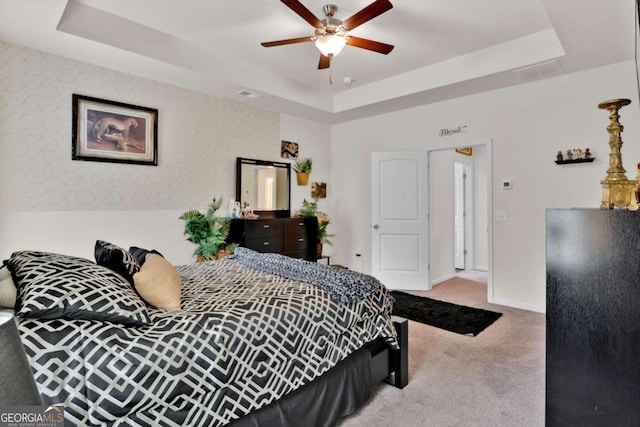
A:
[{"xmin": 231, "ymin": 318, "xmax": 408, "ymax": 427}]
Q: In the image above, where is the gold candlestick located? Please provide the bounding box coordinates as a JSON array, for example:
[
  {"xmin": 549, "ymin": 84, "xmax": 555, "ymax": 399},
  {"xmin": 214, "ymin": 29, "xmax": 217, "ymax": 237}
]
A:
[{"xmin": 598, "ymin": 98, "xmax": 638, "ymax": 210}]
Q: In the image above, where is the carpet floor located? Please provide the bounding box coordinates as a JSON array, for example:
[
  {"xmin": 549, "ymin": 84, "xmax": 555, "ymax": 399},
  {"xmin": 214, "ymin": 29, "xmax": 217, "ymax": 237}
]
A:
[{"xmin": 339, "ymin": 275, "xmax": 546, "ymax": 427}]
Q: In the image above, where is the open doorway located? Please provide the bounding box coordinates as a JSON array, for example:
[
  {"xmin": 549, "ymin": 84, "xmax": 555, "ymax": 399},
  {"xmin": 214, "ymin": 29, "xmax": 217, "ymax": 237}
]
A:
[{"xmin": 428, "ymin": 140, "xmax": 493, "ymax": 302}]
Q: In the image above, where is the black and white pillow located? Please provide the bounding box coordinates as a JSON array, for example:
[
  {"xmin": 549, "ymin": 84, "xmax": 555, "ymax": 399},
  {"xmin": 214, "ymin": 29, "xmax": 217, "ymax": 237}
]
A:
[
  {"xmin": 94, "ymin": 240, "xmax": 140, "ymax": 284},
  {"xmin": 128, "ymin": 246, "xmax": 164, "ymax": 267},
  {"xmin": 6, "ymin": 251, "xmax": 150, "ymax": 326}
]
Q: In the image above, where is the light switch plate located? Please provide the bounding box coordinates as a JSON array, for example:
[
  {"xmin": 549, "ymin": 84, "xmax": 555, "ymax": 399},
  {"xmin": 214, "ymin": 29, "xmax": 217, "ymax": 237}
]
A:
[{"xmin": 495, "ymin": 210, "xmax": 507, "ymax": 221}]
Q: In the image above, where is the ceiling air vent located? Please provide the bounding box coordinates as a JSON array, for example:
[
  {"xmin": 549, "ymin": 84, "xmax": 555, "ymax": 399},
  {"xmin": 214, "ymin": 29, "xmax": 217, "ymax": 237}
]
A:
[
  {"xmin": 235, "ymin": 90, "xmax": 261, "ymax": 99},
  {"xmin": 513, "ymin": 60, "xmax": 564, "ymax": 82}
]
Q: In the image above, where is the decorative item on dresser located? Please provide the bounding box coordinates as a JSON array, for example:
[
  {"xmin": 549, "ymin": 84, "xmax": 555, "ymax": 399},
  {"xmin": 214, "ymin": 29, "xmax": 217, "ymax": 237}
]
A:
[
  {"xmin": 228, "ymin": 217, "xmax": 319, "ymax": 261},
  {"xmin": 597, "ymin": 98, "xmax": 638, "ymax": 210}
]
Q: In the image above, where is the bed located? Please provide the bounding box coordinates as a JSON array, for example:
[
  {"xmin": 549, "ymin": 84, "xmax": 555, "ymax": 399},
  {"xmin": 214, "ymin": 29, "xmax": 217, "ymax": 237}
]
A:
[{"xmin": 3, "ymin": 244, "xmax": 406, "ymax": 426}]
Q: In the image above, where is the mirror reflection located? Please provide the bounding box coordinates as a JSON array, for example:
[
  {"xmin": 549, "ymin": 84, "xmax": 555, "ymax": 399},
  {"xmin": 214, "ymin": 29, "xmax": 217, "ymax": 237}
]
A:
[{"xmin": 236, "ymin": 158, "xmax": 290, "ymax": 216}]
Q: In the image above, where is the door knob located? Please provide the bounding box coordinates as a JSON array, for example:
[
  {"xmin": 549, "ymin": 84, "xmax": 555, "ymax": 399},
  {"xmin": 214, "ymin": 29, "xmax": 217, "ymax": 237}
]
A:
[{"xmin": 373, "ymin": 224, "xmax": 379, "ymax": 229}]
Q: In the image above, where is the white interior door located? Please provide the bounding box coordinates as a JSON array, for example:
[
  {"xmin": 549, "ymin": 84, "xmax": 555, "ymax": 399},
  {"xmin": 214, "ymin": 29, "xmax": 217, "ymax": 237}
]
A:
[
  {"xmin": 371, "ymin": 151, "xmax": 429, "ymax": 290},
  {"xmin": 454, "ymin": 161, "xmax": 466, "ymax": 269}
]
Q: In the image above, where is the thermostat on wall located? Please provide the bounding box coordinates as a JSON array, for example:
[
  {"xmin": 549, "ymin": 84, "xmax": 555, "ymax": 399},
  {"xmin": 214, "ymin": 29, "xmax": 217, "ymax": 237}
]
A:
[{"xmin": 502, "ymin": 180, "xmax": 512, "ymax": 189}]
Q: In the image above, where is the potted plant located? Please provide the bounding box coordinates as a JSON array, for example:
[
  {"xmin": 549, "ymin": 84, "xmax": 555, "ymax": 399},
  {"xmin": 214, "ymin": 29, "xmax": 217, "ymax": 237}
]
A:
[
  {"xmin": 179, "ymin": 197, "xmax": 239, "ymax": 261},
  {"xmin": 297, "ymin": 199, "xmax": 334, "ymax": 258},
  {"xmin": 293, "ymin": 157, "xmax": 312, "ymax": 185}
]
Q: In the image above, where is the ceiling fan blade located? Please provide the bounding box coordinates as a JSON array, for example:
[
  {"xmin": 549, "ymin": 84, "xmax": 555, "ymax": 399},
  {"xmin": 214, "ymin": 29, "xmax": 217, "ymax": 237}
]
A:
[
  {"xmin": 318, "ymin": 54, "xmax": 331, "ymax": 69},
  {"xmin": 281, "ymin": 0, "xmax": 323, "ymax": 28},
  {"xmin": 261, "ymin": 36, "xmax": 313, "ymax": 47},
  {"xmin": 346, "ymin": 36, "xmax": 394, "ymax": 54},
  {"xmin": 341, "ymin": 0, "xmax": 393, "ymax": 31}
]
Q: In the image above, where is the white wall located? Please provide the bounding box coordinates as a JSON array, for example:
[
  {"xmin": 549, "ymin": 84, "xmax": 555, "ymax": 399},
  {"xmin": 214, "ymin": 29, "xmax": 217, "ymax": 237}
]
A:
[
  {"xmin": 429, "ymin": 149, "xmax": 455, "ymax": 284},
  {"xmin": 472, "ymin": 145, "xmax": 489, "ymax": 270},
  {"xmin": 4, "ymin": 40, "xmax": 640, "ymax": 312},
  {"xmin": 280, "ymin": 114, "xmax": 333, "ymax": 253},
  {"xmin": 330, "ymin": 60, "xmax": 640, "ymax": 312},
  {"xmin": 0, "ymin": 41, "xmax": 331, "ymax": 264}
]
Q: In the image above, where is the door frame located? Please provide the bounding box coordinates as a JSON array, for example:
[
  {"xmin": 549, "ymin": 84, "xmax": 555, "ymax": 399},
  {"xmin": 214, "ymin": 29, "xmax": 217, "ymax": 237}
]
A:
[{"xmin": 427, "ymin": 139, "xmax": 494, "ymax": 303}]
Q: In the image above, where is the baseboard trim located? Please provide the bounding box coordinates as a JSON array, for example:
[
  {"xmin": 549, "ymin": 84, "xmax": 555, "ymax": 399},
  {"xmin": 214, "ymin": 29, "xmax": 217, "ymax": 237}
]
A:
[
  {"xmin": 490, "ymin": 297, "xmax": 545, "ymax": 313},
  {"xmin": 430, "ymin": 273, "xmax": 456, "ymax": 287}
]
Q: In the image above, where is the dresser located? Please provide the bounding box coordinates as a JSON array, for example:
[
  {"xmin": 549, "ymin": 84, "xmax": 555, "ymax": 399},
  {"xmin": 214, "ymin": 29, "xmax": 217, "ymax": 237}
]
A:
[
  {"xmin": 546, "ymin": 209, "xmax": 640, "ymax": 426},
  {"xmin": 228, "ymin": 217, "xmax": 318, "ymax": 261}
]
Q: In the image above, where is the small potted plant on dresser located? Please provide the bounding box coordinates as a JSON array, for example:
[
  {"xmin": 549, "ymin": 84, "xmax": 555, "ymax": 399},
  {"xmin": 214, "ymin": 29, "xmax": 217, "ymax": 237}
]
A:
[
  {"xmin": 297, "ymin": 199, "xmax": 334, "ymax": 258},
  {"xmin": 179, "ymin": 197, "xmax": 239, "ymax": 261},
  {"xmin": 293, "ymin": 157, "xmax": 312, "ymax": 185}
]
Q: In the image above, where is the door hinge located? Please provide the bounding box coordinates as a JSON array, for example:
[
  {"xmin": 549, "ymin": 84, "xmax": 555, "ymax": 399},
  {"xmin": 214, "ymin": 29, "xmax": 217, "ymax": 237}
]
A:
[{"xmin": 464, "ymin": 249, "xmax": 468, "ymax": 255}]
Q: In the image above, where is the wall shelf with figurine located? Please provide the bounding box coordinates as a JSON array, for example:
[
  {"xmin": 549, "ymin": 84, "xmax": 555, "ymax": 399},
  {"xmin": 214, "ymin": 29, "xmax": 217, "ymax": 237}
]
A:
[
  {"xmin": 555, "ymin": 148, "xmax": 594, "ymax": 165},
  {"xmin": 555, "ymin": 158, "xmax": 595, "ymax": 165}
]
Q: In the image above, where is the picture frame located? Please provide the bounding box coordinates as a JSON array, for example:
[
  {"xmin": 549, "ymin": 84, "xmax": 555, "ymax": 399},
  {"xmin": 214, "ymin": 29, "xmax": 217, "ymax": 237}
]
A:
[
  {"xmin": 311, "ymin": 182, "xmax": 327, "ymax": 199},
  {"xmin": 72, "ymin": 94, "xmax": 158, "ymax": 166},
  {"xmin": 281, "ymin": 140, "xmax": 299, "ymax": 159},
  {"xmin": 455, "ymin": 147, "xmax": 473, "ymax": 156}
]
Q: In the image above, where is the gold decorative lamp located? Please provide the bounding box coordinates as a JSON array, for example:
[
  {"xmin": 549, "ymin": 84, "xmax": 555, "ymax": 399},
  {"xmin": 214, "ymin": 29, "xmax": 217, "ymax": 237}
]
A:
[{"xmin": 598, "ymin": 98, "xmax": 639, "ymax": 210}]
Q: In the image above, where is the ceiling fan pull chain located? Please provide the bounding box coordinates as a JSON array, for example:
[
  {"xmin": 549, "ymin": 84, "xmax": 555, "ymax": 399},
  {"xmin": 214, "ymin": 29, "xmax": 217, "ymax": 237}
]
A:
[{"xmin": 329, "ymin": 65, "xmax": 333, "ymax": 85}]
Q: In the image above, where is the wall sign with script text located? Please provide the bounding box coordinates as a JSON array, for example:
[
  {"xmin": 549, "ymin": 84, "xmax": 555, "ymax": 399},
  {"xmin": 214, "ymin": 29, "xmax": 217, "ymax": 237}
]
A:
[{"xmin": 439, "ymin": 126, "xmax": 468, "ymax": 137}]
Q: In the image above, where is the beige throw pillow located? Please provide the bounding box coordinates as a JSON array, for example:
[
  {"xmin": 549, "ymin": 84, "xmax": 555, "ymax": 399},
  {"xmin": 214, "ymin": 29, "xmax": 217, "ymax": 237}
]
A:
[
  {"xmin": 133, "ymin": 254, "xmax": 181, "ymax": 311},
  {"xmin": 0, "ymin": 267, "xmax": 17, "ymax": 308}
]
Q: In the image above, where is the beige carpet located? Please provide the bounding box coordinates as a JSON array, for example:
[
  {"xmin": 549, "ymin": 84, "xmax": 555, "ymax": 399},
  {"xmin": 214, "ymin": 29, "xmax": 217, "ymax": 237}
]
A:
[{"xmin": 339, "ymin": 274, "xmax": 546, "ymax": 427}]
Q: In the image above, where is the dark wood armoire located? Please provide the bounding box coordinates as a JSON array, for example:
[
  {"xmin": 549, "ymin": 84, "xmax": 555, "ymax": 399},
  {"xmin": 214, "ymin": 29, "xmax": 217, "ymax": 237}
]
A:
[{"xmin": 546, "ymin": 209, "xmax": 640, "ymax": 426}]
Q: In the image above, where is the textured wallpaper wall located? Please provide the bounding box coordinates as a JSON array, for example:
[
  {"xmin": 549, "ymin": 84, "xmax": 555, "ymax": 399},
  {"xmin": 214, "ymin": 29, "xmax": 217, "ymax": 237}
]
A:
[{"xmin": 0, "ymin": 41, "xmax": 280, "ymax": 212}]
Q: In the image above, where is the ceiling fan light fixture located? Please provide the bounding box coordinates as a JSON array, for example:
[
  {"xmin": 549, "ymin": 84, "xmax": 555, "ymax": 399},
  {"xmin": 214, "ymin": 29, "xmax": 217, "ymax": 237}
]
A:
[{"xmin": 315, "ymin": 34, "xmax": 346, "ymax": 57}]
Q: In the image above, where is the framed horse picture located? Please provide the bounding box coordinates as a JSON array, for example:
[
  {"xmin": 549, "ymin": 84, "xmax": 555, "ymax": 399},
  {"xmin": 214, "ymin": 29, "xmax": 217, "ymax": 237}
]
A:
[{"xmin": 72, "ymin": 94, "xmax": 158, "ymax": 166}]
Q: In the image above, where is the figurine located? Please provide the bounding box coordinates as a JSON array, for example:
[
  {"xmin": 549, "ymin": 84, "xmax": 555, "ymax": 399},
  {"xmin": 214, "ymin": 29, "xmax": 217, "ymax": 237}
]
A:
[
  {"xmin": 566, "ymin": 149, "xmax": 573, "ymax": 160},
  {"xmin": 230, "ymin": 201, "xmax": 242, "ymax": 218},
  {"xmin": 242, "ymin": 202, "xmax": 252, "ymax": 216},
  {"xmin": 556, "ymin": 151, "xmax": 564, "ymax": 161},
  {"xmin": 574, "ymin": 148, "xmax": 584, "ymax": 159},
  {"xmin": 585, "ymin": 148, "xmax": 592, "ymax": 159}
]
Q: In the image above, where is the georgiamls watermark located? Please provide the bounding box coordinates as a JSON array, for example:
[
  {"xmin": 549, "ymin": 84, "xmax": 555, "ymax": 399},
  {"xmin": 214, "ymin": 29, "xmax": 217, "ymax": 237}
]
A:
[{"xmin": 0, "ymin": 405, "xmax": 64, "ymax": 427}]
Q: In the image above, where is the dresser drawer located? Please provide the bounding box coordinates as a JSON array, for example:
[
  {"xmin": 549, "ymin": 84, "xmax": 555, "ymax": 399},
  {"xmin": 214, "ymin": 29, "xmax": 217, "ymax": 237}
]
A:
[
  {"xmin": 245, "ymin": 219, "xmax": 283, "ymax": 238},
  {"xmin": 244, "ymin": 236, "xmax": 284, "ymax": 253},
  {"xmin": 284, "ymin": 250, "xmax": 308, "ymax": 260},
  {"xmin": 284, "ymin": 218, "xmax": 310, "ymax": 236},
  {"xmin": 227, "ymin": 217, "xmax": 316, "ymax": 261},
  {"xmin": 284, "ymin": 233, "xmax": 309, "ymax": 252}
]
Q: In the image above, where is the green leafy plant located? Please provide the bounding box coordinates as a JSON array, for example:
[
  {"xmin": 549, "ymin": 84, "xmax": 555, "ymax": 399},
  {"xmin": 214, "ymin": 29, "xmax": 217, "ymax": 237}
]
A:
[
  {"xmin": 297, "ymin": 198, "xmax": 334, "ymax": 245},
  {"xmin": 179, "ymin": 197, "xmax": 238, "ymax": 261},
  {"xmin": 293, "ymin": 157, "xmax": 313, "ymax": 173}
]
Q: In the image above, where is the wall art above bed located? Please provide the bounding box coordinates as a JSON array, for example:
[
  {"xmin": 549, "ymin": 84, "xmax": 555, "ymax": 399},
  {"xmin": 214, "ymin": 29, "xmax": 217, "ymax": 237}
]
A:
[{"xmin": 72, "ymin": 94, "xmax": 158, "ymax": 166}]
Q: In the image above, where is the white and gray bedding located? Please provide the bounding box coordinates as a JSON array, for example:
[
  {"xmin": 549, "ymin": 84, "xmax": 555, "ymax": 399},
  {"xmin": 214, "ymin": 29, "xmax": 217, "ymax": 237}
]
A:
[{"xmin": 9, "ymin": 249, "xmax": 397, "ymax": 427}]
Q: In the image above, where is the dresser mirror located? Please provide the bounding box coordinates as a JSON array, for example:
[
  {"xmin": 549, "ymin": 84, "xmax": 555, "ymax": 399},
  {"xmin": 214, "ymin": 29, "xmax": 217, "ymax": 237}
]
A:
[{"xmin": 236, "ymin": 157, "xmax": 291, "ymax": 218}]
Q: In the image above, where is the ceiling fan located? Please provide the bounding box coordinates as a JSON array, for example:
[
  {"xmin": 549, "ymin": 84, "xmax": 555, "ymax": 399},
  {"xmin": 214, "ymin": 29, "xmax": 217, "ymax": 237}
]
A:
[{"xmin": 261, "ymin": 0, "xmax": 394, "ymax": 70}]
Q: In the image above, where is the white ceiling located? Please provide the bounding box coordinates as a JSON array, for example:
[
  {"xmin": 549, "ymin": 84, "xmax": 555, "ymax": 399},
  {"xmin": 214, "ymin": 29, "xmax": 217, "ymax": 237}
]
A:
[{"xmin": 0, "ymin": 0, "xmax": 636, "ymax": 124}]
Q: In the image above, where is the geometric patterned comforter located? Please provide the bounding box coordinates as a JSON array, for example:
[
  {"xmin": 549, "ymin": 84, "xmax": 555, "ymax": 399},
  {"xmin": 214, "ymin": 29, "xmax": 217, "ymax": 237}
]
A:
[{"xmin": 17, "ymin": 259, "xmax": 397, "ymax": 427}]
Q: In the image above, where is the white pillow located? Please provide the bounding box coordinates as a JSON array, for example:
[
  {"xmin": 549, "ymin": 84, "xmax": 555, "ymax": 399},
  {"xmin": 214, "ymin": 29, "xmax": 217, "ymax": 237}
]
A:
[
  {"xmin": 0, "ymin": 267, "xmax": 17, "ymax": 308},
  {"xmin": 133, "ymin": 254, "xmax": 181, "ymax": 311}
]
